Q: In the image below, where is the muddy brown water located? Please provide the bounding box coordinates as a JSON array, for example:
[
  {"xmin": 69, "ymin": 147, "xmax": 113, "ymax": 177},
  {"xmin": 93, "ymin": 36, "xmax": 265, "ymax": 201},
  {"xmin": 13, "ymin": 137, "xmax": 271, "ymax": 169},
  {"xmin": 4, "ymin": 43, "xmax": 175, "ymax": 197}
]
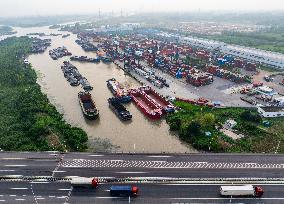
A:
[{"xmin": 8, "ymin": 26, "xmax": 196, "ymax": 153}]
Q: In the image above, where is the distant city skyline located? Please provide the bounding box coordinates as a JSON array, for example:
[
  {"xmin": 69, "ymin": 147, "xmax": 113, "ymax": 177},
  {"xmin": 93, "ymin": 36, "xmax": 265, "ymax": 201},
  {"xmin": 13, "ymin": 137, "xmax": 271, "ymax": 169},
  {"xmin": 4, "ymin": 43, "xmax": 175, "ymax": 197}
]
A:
[{"xmin": 0, "ymin": 0, "xmax": 283, "ymax": 17}]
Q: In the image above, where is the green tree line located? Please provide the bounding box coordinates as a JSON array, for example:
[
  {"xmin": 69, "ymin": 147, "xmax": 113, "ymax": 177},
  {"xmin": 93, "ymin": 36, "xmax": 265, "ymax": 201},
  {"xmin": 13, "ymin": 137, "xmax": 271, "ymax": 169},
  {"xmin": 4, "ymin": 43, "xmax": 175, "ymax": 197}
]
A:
[{"xmin": 0, "ymin": 37, "xmax": 88, "ymax": 151}]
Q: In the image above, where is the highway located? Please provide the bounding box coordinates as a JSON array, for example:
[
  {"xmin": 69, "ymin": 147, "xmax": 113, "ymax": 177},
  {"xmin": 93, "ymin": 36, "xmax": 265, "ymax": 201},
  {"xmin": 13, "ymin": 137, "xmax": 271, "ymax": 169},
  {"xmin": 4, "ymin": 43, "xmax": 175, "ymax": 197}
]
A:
[{"xmin": 1, "ymin": 152, "xmax": 284, "ymax": 203}]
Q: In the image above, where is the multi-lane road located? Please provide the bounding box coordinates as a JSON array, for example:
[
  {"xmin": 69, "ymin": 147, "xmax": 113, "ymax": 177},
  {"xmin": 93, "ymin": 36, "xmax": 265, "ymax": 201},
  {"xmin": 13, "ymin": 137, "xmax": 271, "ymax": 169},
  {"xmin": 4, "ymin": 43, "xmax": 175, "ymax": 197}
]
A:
[{"xmin": 1, "ymin": 152, "xmax": 284, "ymax": 203}]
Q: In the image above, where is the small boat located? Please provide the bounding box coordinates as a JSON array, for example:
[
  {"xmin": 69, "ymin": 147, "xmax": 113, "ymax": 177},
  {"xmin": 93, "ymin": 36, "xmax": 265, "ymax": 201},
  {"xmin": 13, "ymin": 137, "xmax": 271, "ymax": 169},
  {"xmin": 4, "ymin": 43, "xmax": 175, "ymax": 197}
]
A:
[
  {"xmin": 129, "ymin": 88, "xmax": 162, "ymax": 120},
  {"xmin": 78, "ymin": 92, "xmax": 99, "ymax": 120},
  {"xmin": 107, "ymin": 78, "xmax": 132, "ymax": 103},
  {"xmin": 140, "ymin": 86, "xmax": 175, "ymax": 113},
  {"xmin": 62, "ymin": 34, "xmax": 71, "ymax": 38},
  {"xmin": 80, "ymin": 78, "xmax": 93, "ymax": 91},
  {"xmin": 108, "ymin": 98, "xmax": 132, "ymax": 121}
]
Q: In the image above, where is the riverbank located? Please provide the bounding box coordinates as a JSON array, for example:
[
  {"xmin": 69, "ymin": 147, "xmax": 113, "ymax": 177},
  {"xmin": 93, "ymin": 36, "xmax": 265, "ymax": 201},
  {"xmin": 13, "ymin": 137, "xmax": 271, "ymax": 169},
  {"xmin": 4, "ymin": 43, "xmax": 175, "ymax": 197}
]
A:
[
  {"xmin": 166, "ymin": 101, "xmax": 284, "ymax": 153},
  {"xmin": 0, "ymin": 36, "xmax": 89, "ymax": 152}
]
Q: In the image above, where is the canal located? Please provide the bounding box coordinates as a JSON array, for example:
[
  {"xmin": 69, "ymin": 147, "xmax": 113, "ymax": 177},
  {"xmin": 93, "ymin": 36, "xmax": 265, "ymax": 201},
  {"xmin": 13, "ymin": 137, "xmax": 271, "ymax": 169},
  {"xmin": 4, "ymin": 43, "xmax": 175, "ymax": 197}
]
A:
[{"xmin": 6, "ymin": 26, "xmax": 196, "ymax": 153}]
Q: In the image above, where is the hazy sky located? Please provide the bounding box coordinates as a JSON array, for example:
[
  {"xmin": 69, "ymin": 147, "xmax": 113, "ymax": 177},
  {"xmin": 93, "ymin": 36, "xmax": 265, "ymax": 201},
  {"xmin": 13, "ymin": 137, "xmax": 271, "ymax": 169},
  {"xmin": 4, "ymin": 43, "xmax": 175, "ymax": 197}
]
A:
[{"xmin": 0, "ymin": 0, "xmax": 283, "ymax": 17}]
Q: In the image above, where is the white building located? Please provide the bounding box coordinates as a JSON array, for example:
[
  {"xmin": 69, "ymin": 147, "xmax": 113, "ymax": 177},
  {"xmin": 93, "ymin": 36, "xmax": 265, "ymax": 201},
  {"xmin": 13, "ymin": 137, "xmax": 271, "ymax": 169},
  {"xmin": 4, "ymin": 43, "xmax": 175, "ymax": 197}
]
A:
[
  {"xmin": 178, "ymin": 35, "xmax": 284, "ymax": 70},
  {"xmin": 257, "ymin": 107, "xmax": 284, "ymax": 118}
]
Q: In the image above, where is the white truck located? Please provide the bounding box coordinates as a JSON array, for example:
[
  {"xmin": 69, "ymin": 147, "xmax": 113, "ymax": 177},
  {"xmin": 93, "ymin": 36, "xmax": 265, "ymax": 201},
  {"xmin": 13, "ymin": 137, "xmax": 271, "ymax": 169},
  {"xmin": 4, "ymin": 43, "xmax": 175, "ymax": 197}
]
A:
[
  {"xmin": 70, "ymin": 177, "xmax": 98, "ymax": 188},
  {"xmin": 220, "ymin": 185, "xmax": 264, "ymax": 197}
]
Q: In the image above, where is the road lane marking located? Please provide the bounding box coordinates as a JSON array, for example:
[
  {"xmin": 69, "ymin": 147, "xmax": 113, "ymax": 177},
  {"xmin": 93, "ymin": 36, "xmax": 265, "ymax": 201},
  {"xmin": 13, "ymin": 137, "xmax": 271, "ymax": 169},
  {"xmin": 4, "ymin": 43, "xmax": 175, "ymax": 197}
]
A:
[
  {"xmin": 148, "ymin": 155, "xmax": 172, "ymax": 158},
  {"xmin": 10, "ymin": 188, "xmax": 29, "ymax": 190},
  {"xmin": 116, "ymin": 172, "xmax": 147, "ymax": 174},
  {"xmin": 52, "ymin": 154, "xmax": 64, "ymax": 177},
  {"xmin": 0, "ymin": 170, "xmax": 15, "ymax": 172},
  {"xmin": 15, "ymin": 199, "xmax": 25, "ymax": 201},
  {"xmin": 169, "ymin": 197, "xmax": 284, "ymax": 200},
  {"xmin": 88, "ymin": 155, "xmax": 104, "ymax": 157},
  {"xmin": 58, "ymin": 189, "xmax": 72, "ymax": 191},
  {"xmin": 30, "ymin": 183, "xmax": 39, "ymax": 204},
  {"xmin": 9, "ymin": 195, "xmax": 16, "ymax": 197},
  {"xmin": 52, "ymin": 170, "xmax": 66, "ymax": 173},
  {"xmin": 30, "ymin": 182, "xmax": 50, "ymax": 184},
  {"xmin": 0, "ymin": 200, "xmax": 5, "ymax": 202},
  {"xmin": 48, "ymin": 196, "xmax": 55, "ymax": 198},
  {"xmin": 96, "ymin": 197, "xmax": 120, "ymax": 199},
  {"xmin": 57, "ymin": 196, "xmax": 67, "ymax": 199},
  {"xmin": 4, "ymin": 175, "xmax": 23, "ymax": 177},
  {"xmin": 4, "ymin": 165, "xmax": 27, "ymax": 167},
  {"xmin": 1, "ymin": 158, "xmax": 25, "ymax": 160}
]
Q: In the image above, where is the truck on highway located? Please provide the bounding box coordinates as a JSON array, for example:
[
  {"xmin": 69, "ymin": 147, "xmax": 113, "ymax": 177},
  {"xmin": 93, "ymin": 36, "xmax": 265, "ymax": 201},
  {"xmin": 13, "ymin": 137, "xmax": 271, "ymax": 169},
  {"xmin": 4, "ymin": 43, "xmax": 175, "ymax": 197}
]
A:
[
  {"xmin": 71, "ymin": 177, "xmax": 98, "ymax": 188},
  {"xmin": 110, "ymin": 185, "xmax": 139, "ymax": 197},
  {"xmin": 220, "ymin": 185, "xmax": 264, "ymax": 197}
]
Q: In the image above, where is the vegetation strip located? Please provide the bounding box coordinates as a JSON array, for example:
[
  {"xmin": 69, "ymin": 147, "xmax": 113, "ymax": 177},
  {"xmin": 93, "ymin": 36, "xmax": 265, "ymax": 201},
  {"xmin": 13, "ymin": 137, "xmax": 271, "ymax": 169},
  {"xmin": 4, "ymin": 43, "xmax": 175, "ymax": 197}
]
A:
[{"xmin": 0, "ymin": 37, "xmax": 88, "ymax": 151}]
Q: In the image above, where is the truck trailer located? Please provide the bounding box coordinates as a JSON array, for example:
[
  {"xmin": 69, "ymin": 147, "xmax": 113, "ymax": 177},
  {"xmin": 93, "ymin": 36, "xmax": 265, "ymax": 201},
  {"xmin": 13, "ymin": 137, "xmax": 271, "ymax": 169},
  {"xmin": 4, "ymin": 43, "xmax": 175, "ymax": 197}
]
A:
[
  {"xmin": 110, "ymin": 185, "xmax": 138, "ymax": 197},
  {"xmin": 71, "ymin": 177, "xmax": 98, "ymax": 188},
  {"xmin": 220, "ymin": 185, "xmax": 264, "ymax": 197}
]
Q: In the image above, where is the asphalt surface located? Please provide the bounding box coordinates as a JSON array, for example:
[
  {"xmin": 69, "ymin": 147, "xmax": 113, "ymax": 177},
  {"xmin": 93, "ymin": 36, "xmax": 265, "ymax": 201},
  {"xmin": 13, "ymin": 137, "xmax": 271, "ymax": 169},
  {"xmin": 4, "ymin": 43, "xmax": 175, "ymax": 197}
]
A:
[{"xmin": 1, "ymin": 152, "xmax": 284, "ymax": 203}]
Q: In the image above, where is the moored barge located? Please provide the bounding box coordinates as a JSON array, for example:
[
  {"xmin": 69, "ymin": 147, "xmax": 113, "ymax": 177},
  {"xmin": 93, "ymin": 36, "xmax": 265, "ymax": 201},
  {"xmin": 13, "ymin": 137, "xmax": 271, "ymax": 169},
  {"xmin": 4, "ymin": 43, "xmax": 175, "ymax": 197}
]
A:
[
  {"xmin": 108, "ymin": 98, "xmax": 132, "ymax": 121},
  {"xmin": 106, "ymin": 78, "xmax": 132, "ymax": 103},
  {"xmin": 140, "ymin": 86, "xmax": 175, "ymax": 113},
  {"xmin": 78, "ymin": 92, "xmax": 99, "ymax": 120},
  {"xmin": 129, "ymin": 88, "xmax": 162, "ymax": 120}
]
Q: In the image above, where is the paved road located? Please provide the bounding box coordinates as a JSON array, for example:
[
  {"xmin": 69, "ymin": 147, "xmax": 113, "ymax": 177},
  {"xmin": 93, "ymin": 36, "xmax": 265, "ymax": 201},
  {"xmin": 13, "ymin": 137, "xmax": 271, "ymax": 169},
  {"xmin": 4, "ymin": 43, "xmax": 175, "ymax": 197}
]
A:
[{"xmin": 1, "ymin": 152, "xmax": 284, "ymax": 203}]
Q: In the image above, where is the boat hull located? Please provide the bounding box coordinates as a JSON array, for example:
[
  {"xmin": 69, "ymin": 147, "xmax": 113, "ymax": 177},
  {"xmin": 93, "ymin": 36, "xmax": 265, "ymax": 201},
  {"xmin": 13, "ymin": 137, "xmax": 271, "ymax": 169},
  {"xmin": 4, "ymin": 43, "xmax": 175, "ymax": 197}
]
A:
[
  {"xmin": 78, "ymin": 92, "xmax": 99, "ymax": 120},
  {"xmin": 140, "ymin": 86, "xmax": 175, "ymax": 114},
  {"xmin": 107, "ymin": 78, "xmax": 132, "ymax": 103},
  {"xmin": 129, "ymin": 89, "xmax": 162, "ymax": 120}
]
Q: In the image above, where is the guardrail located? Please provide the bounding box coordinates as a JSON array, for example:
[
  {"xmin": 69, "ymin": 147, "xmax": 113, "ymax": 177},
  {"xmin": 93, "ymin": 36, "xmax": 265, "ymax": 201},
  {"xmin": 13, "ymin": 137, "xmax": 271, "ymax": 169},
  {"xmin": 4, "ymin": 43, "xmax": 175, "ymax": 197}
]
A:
[{"xmin": 2, "ymin": 176, "xmax": 284, "ymax": 184}]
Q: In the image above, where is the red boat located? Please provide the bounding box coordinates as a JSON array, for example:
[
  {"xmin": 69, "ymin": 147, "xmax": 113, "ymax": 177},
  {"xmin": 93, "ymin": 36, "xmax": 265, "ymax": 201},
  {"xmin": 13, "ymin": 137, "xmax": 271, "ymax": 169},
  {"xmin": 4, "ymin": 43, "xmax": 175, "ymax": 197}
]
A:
[
  {"xmin": 129, "ymin": 88, "xmax": 162, "ymax": 120},
  {"xmin": 139, "ymin": 86, "xmax": 175, "ymax": 113}
]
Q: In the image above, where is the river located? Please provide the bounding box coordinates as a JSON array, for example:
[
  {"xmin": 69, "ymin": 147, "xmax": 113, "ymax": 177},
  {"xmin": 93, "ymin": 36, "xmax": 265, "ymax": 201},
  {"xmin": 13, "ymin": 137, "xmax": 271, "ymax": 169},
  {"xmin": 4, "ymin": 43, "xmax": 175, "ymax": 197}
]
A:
[{"xmin": 2, "ymin": 26, "xmax": 196, "ymax": 153}]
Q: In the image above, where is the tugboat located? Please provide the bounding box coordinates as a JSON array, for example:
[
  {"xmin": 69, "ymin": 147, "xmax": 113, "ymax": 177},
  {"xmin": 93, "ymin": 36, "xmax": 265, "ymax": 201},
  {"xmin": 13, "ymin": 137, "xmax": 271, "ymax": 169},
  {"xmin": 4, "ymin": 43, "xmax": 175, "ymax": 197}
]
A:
[
  {"xmin": 78, "ymin": 92, "xmax": 99, "ymax": 120},
  {"xmin": 108, "ymin": 98, "xmax": 132, "ymax": 121},
  {"xmin": 129, "ymin": 88, "xmax": 162, "ymax": 120},
  {"xmin": 106, "ymin": 78, "xmax": 132, "ymax": 103}
]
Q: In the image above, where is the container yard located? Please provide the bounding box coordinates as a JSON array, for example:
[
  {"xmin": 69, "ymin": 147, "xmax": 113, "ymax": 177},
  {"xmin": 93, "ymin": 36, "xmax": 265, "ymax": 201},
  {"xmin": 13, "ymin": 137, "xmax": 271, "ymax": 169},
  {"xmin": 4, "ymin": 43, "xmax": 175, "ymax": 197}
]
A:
[{"xmin": 72, "ymin": 29, "xmax": 272, "ymax": 108}]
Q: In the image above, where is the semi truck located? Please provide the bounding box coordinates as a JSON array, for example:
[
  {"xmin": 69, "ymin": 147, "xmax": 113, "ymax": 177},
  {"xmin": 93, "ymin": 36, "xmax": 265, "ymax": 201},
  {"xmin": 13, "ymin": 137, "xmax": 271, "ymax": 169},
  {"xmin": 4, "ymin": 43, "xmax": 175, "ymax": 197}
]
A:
[
  {"xmin": 71, "ymin": 177, "xmax": 98, "ymax": 188},
  {"xmin": 110, "ymin": 185, "xmax": 139, "ymax": 197},
  {"xmin": 220, "ymin": 185, "xmax": 264, "ymax": 197}
]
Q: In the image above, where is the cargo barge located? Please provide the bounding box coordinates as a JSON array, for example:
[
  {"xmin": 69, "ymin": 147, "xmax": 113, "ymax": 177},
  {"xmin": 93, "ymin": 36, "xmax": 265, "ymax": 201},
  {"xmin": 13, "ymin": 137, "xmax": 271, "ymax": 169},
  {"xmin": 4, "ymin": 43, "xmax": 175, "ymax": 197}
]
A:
[
  {"xmin": 129, "ymin": 88, "xmax": 162, "ymax": 120},
  {"xmin": 108, "ymin": 98, "xmax": 132, "ymax": 121},
  {"xmin": 49, "ymin": 46, "xmax": 72, "ymax": 60},
  {"xmin": 140, "ymin": 86, "xmax": 175, "ymax": 113},
  {"xmin": 106, "ymin": 78, "xmax": 132, "ymax": 103},
  {"xmin": 78, "ymin": 92, "xmax": 99, "ymax": 120},
  {"xmin": 70, "ymin": 56, "xmax": 100, "ymax": 63}
]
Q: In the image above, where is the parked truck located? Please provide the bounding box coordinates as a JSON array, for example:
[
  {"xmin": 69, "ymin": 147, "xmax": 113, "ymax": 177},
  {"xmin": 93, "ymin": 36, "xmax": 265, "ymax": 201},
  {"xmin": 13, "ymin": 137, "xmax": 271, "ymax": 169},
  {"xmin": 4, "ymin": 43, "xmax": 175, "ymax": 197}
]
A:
[
  {"xmin": 110, "ymin": 185, "xmax": 139, "ymax": 197},
  {"xmin": 220, "ymin": 185, "xmax": 264, "ymax": 197},
  {"xmin": 71, "ymin": 177, "xmax": 98, "ymax": 188}
]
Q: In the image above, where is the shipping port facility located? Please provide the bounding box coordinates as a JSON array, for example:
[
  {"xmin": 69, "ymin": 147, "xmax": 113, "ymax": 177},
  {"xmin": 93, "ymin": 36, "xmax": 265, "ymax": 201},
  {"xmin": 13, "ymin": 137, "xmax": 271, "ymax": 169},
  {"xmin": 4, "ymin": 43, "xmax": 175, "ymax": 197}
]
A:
[{"xmin": 1, "ymin": 0, "xmax": 284, "ymax": 203}]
